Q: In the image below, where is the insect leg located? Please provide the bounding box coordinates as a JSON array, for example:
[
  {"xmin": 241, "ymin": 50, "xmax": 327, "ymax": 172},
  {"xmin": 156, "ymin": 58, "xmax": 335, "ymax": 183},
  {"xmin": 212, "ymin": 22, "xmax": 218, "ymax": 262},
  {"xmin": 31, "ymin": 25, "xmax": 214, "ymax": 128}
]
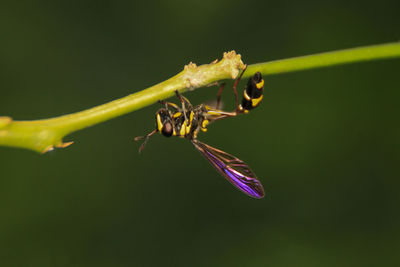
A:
[
  {"xmin": 174, "ymin": 91, "xmax": 189, "ymax": 125},
  {"xmin": 232, "ymin": 65, "xmax": 247, "ymax": 113},
  {"xmin": 158, "ymin": 100, "xmax": 180, "ymax": 111},
  {"xmin": 216, "ymin": 82, "xmax": 226, "ymax": 109}
]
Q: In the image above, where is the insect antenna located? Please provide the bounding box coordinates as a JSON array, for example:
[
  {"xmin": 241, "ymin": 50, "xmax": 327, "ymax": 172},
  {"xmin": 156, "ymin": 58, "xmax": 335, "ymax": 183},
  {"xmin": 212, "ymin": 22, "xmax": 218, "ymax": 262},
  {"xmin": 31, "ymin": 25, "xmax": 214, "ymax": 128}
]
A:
[{"xmin": 134, "ymin": 129, "xmax": 157, "ymax": 153}]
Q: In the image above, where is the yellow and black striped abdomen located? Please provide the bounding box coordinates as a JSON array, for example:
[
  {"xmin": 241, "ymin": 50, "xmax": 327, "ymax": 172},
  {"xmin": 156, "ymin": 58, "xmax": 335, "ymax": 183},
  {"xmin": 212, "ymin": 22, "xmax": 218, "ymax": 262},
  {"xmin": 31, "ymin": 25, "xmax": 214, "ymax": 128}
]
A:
[{"xmin": 241, "ymin": 72, "xmax": 264, "ymax": 112}]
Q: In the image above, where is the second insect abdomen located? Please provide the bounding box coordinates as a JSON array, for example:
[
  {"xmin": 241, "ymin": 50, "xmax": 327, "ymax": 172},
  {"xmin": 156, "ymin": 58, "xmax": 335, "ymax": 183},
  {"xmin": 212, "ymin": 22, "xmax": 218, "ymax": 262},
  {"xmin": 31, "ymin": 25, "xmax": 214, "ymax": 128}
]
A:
[{"xmin": 241, "ymin": 72, "xmax": 264, "ymax": 111}]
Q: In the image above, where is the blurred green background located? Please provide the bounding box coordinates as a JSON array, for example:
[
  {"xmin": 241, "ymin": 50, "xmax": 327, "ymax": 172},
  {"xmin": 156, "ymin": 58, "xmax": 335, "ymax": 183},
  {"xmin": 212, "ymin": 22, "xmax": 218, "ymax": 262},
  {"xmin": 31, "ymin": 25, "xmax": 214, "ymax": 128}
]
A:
[{"xmin": 1, "ymin": 0, "xmax": 399, "ymax": 266}]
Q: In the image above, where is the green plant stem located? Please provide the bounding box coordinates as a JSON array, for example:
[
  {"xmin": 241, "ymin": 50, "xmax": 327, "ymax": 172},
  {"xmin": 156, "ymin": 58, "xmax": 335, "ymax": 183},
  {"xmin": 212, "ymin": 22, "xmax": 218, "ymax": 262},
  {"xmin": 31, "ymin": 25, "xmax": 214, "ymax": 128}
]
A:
[
  {"xmin": 245, "ymin": 42, "xmax": 400, "ymax": 76},
  {"xmin": 1, "ymin": 42, "xmax": 400, "ymax": 153}
]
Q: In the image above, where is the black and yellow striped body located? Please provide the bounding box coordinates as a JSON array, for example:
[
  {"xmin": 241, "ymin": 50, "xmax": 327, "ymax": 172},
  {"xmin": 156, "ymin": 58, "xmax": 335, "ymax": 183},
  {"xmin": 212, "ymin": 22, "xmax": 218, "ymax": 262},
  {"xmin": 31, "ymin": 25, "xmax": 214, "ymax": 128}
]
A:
[
  {"xmin": 134, "ymin": 71, "xmax": 266, "ymax": 199},
  {"xmin": 241, "ymin": 72, "xmax": 264, "ymax": 112},
  {"xmin": 155, "ymin": 105, "xmax": 208, "ymax": 140},
  {"xmin": 147, "ymin": 71, "xmax": 265, "ymax": 144},
  {"xmin": 135, "ymin": 71, "xmax": 266, "ymax": 155},
  {"xmin": 172, "ymin": 110, "xmax": 194, "ymax": 137}
]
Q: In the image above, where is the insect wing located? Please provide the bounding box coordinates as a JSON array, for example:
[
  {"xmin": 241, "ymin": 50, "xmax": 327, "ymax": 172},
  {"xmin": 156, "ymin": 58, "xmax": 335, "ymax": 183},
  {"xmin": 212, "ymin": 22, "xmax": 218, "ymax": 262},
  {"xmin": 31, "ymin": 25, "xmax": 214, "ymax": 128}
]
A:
[{"xmin": 192, "ymin": 140, "xmax": 264, "ymax": 199}]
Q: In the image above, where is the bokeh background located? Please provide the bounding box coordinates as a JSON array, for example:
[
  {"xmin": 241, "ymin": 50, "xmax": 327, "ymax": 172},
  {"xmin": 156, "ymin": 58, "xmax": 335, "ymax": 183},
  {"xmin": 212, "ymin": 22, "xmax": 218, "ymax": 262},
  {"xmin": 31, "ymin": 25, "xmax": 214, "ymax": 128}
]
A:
[{"xmin": 1, "ymin": 0, "xmax": 399, "ymax": 266}]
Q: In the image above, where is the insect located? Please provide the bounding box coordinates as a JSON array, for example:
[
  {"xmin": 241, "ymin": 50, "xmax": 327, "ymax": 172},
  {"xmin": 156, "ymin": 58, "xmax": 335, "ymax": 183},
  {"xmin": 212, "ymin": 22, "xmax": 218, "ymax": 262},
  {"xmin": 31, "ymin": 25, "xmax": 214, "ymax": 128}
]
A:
[{"xmin": 134, "ymin": 68, "xmax": 265, "ymax": 198}]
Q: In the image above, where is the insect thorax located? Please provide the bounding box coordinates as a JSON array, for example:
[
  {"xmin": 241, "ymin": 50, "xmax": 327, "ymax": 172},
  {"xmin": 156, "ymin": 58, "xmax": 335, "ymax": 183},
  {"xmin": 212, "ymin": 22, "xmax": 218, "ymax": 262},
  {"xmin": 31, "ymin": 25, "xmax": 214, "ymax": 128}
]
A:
[{"xmin": 155, "ymin": 106, "xmax": 208, "ymax": 139}]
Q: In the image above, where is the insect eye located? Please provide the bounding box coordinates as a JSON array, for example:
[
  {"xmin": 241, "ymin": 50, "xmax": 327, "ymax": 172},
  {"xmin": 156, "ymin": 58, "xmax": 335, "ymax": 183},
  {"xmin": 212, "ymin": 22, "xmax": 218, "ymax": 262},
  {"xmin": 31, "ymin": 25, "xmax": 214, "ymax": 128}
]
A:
[{"xmin": 161, "ymin": 121, "xmax": 173, "ymax": 137}]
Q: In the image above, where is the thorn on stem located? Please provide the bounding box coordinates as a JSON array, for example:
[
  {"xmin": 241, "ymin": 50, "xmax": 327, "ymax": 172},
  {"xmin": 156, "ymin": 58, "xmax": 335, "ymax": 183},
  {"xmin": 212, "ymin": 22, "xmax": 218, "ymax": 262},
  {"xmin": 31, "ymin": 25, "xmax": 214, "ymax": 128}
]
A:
[
  {"xmin": 42, "ymin": 146, "xmax": 55, "ymax": 154},
  {"xmin": 56, "ymin": 141, "xmax": 74, "ymax": 148}
]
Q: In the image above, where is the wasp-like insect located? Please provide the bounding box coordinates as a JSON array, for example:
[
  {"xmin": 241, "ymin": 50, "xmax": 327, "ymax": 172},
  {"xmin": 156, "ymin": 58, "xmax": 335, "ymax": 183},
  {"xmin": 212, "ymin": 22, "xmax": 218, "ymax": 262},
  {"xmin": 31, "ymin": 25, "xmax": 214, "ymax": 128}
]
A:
[{"xmin": 135, "ymin": 68, "xmax": 265, "ymax": 198}]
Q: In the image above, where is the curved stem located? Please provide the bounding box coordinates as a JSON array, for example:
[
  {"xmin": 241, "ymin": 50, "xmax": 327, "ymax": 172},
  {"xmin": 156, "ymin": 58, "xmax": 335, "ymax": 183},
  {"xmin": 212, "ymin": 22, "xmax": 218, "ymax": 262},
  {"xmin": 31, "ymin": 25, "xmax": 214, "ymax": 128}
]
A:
[
  {"xmin": 0, "ymin": 51, "xmax": 245, "ymax": 153},
  {"xmin": 1, "ymin": 42, "xmax": 400, "ymax": 153}
]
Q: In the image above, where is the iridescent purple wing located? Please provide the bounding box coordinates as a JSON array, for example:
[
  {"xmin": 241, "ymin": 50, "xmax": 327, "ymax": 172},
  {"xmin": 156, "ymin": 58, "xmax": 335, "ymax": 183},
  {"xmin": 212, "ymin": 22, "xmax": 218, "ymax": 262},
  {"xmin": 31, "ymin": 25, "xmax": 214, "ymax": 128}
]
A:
[{"xmin": 192, "ymin": 139, "xmax": 264, "ymax": 199}]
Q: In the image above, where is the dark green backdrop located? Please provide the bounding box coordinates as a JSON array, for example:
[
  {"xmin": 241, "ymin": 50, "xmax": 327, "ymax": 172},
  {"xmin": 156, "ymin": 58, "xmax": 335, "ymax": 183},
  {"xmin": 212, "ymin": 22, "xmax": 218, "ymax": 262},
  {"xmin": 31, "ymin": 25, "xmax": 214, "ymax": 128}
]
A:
[{"xmin": 1, "ymin": 0, "xmax": 399, "ymax": 266}]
